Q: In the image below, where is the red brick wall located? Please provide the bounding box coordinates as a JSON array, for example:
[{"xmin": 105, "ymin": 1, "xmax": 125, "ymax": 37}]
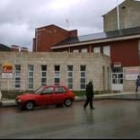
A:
[
  {"xmin": 53, "ymin": 39, "xmax": 140, "ymax": 67},
  {"xmin": 34, "ymin": 25, "xmax": 77, "ymax": 52},
  {"xmin": 91, "ymin": 39, "xmax": 140, "ymax": 67}
]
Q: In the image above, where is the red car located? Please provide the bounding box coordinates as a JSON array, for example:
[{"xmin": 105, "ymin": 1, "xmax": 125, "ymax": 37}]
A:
[{"xmin": 16, "ymin": 85, "xmax": 75, "ymax": 110}]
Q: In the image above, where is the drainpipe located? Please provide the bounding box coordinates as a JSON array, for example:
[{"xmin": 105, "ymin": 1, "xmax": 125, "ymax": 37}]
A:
[{"xmin": 117, "ymin": 0, "xmax": 120, "ymax": 30}]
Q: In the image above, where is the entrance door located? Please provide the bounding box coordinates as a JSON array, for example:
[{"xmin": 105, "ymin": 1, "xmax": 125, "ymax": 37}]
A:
[
  {"xmin": 112, "ymin": 73, "xmax": 123, "ymax": 91},
  {"xmin": 111, "ymin": 67, "xmax": 123, "ymax": 91}
]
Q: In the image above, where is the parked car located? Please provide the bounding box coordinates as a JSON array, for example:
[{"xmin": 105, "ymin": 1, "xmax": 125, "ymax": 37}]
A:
[
  {"xmin": 0, "ymin": 90, "xmax": 2, "ymax": 107},
  {"xmin": 16, "ymin": 85, "xmax": 75, "ymax": 110}
]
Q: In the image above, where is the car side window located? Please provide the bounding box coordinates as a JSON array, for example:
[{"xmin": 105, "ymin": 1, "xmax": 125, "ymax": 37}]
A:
[
  {"xmin": 55, "ymin": 87, "xmax": 66, "ymax": 94},
  {"xmin": 42, "ymin": 87, "xmax": 54, "ymax": 95}
]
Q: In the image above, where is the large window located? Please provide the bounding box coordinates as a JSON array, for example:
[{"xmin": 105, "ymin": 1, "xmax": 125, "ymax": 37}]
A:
[
  {"xmin": 81, "ymin": 48, "xmax": 88, "ymax": 53},
  {"xmin": 80, "ymin": 65, "xmax": 86, "ymax": 90},
  {"xmin": 103, "ymin": 46, "xmax": 110, "ymax": 56},
  {"xmin": 73, "ymin": 49, "xmax": 79, "ymax": 53},
  {"xmin": 15, "ymin": 65, "xmax": 21, "ymax": 88},
  {"xmin": 67, "ymin": 65, "xmax": 73, "ymax": 89},
  {"xmin": 94, "ymin": 47, "xmax": 101, "ymax": 53},
  {"xmin": 28, "ymin": 65, "xmax": 34, "ymax": 89},
  {"xmin": 54, "ymin": 65, "xmax": 60, "ymax": 85},
  {"xmin": 41, "ymin": 65, "xmax": 47, "ymax": 86}
]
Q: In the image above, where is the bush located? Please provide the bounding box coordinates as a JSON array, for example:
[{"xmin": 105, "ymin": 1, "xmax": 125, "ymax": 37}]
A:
[
  {"xmin": 1, "ymin": 90, "xmax": 112, "ymax": 99},
  {"xmin": 73, "ymin": 91, "xmax": 86, "ymax": 97},
  {"xmin": 73, "ymin": 90, "xmax": 112, "ymax": 97}
]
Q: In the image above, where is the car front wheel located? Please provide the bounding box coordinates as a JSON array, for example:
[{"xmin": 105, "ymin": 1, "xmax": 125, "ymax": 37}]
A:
[
  {"xmin": 25, "ymin": 101, "xmax": 35, "ymax": 110},
  {"xmin": 64, "ymin": 99, "xmax": 73, "ymax": 107}
]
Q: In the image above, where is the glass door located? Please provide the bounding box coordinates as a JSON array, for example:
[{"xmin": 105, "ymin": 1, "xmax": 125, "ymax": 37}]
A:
[{"xmin": 111, "ymin": 67, "xmax": 123, "ymax": 91}]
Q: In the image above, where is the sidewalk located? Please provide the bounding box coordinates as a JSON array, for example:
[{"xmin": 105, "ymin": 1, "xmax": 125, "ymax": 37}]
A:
[{"xmin": 1, "ymin": 92, "xmax": 140, "ymax": 107}]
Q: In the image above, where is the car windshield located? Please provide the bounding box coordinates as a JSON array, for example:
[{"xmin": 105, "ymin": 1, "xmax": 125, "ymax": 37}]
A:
[{"xmin": 34, "ymin": 86, "xmax": 45, "ymax": 94}]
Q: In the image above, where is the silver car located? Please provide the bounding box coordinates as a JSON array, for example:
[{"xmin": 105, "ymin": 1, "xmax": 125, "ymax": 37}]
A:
[{"xmin": 0, "ymin": 90, "xmax": 2, "ymax": 107}]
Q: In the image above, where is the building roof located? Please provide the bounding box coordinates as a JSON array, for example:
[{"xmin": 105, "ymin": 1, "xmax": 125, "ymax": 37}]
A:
[
  {"xmin": 52, "ymin": 26, "xmax": 140, "ymax": 49},
  {"xmin": 0, "ymin": 44, "xmax": 11, "ymax": 51},
  {"xmin": 36, "ymin": 24, "xmax": 68, "ymax": 32}
]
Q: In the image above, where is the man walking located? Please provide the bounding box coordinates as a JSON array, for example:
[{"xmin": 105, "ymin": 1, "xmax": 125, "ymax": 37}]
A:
[
  {"xmin": 84, "ymin": 80, "xmax": 95, "ymax": 110},
  {"xmin": 135, "ymin": 75, "xmax": 140, "ymax": 92}
]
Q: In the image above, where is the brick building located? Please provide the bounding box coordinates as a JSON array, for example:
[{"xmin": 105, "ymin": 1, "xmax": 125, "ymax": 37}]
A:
[{"xmin": 33, "ymin": 25, "xmax": 77, "ymax": 52}]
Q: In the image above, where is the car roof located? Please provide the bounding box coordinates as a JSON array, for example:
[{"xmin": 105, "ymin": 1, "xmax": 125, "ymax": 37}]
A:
[{"xmin": 43, "ymin": 85, "xmax": 67, "ymax": 88}]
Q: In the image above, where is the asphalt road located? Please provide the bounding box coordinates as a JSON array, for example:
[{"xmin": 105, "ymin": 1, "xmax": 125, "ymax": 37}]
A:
[{"xmin": 0, "ymin": 100, "xmax": 140, "ymax": 139}]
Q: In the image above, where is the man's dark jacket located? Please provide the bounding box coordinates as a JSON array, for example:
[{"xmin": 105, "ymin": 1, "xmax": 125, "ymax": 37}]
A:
[
  {"xmin": 136, "ymin": 78, "xmax": 140, "ymax": 86},
  {"xmin": 86, "ymin": 82, "xmax": 94, "ymax": 98}
]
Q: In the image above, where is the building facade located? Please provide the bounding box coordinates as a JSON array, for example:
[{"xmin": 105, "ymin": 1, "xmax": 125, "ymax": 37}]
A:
[
  {"xmin": 103, "ymin": 0, "xmax": 140, "ymax": 32},
  {"xmin": 51, "ymin": 27, "xmax": 140, "ymax": 92},
  {"xmin": 0, "ymin": 52, "xmax": 110, "ymax": 92},
  {"xmin": 32, "ymin": 27, "xmax": 140, "ymax": 92}
]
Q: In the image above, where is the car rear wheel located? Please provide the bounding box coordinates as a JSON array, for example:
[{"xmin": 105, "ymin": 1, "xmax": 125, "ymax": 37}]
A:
[
  {"xmin": 25, "ymin": 101, "xmax": 35, "ymax": 110},
  {"xmin": 64, "ymin": 99, "xmax": 73, "ymax": 107}
]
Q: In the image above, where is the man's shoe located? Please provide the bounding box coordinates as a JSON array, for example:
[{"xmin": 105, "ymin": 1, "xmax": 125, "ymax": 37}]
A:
[{"xmin": 90, "ymin": 107, "xmax": 95, "ymax": 110}]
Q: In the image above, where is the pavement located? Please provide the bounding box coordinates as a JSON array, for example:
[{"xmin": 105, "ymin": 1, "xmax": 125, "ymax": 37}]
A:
[{"xmin": 1, "ymin": 91, "xmax": 140, "ymax": 107}]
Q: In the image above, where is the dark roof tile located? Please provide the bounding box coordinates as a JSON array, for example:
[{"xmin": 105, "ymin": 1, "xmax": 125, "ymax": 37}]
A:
[{"xmin": 54, "ymin": 26, "xmax": 140, "ymax": 47}]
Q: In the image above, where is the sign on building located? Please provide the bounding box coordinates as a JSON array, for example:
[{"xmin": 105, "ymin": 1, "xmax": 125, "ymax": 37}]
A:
[
  {"xmin": 125, "ymin": 67, "xmax": 139, "ymax": 80},
  {"xmin": 2, "ymin": 63, "xmax": 13, "ymax": 79}
]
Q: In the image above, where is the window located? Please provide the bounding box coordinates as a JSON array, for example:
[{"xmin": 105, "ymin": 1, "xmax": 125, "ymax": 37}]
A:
[
  {"xmin": 41, "ymin": 65, "xmax": 47, "ymax": 86},
  {"xmin": 94, "ymin": 47, "xmax": 100, "ymax": 53},
  {"xmin": 28, "ymin": 65, "xmax": 34, "ymax": 89},
  {"xmin": 81, "ymin": 48, "xmax": 87, "ymax": 53},
  {"xmin": 15, "ymin": 65, "xmax": 21, "ymax": 88},
  {"xmin": 54, "ymin": 65, "xmax": 60, "ymax": 85},
  {"xmin": 43, "ymin": 87, "xmax": 54, "ymax": 94},
  {"xmin": 55, "ymin": 87, "xmax": 66, "ymax": 94},
  {"xmin": 80, "ymin": 65, "xmax": 86, "ymax": 90},
  {"xmin": 73, "ymin": 49, "xmax": 79, "ymax": 53},
  {"xmin": 67, "ymin": 65, "xmax": 73, "ymax": 89},
  {"xmin": 103, "ymin": 46, "xmax": 110, "ymax": 56}
]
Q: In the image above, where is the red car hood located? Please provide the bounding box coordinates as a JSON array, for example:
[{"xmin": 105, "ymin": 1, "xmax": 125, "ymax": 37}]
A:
[{"xmin": 17, "ymin": 93, "xmax": 38, "ymax": 99}]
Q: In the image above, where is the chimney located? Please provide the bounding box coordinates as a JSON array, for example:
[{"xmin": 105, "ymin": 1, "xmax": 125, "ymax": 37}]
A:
[{"xmin": 69, "ymin": 30, "xmax": 78, "ymax": 37}]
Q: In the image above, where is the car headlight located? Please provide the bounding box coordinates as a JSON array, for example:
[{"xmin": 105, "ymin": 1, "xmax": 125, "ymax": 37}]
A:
[{"xmin": 17, "ymin": 98, "xmax": 22, "ymax": 103}]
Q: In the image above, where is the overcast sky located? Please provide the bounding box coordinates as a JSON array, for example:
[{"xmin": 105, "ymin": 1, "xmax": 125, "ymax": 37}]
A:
[{"xmin": 0, "ymin": 0, "xmax": 125, "ymax": 51}]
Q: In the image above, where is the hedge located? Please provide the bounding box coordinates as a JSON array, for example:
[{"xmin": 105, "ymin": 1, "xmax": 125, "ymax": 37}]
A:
[{"xmin": 1, "ymin": 90, "xmax": 112, "ymax": 99}]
